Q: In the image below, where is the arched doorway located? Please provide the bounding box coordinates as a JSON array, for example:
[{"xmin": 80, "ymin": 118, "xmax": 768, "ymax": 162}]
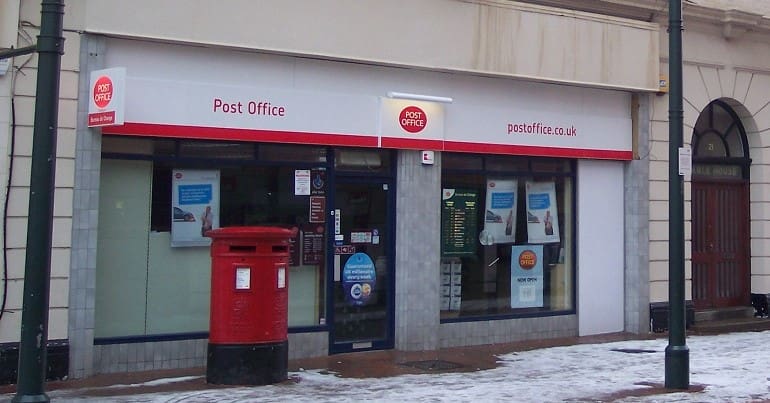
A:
[{"xmin": 691, "ymin": 100, "xmax": 751, "ymax": 309}]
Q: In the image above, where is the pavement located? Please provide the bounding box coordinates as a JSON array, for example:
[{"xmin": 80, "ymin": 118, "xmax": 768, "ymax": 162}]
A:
[{"xmin": 0, "ymin": 332, "xmax": 687, "ymax": 401}]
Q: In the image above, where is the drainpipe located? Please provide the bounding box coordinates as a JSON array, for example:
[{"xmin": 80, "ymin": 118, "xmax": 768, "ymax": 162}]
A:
[{"xmin": 665, "ymin": 0, "xmax": 689, "ymax": 390}]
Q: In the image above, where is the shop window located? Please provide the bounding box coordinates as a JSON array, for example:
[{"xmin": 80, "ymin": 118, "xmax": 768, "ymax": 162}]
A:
[
  {"xmin": 258, "ymin": 144, "xmax": 327, "ymax": 163},
  {"xmin": 102, "ymin": 136, "xmax": 177, "ymax": 157},
  {"xmin": 151, "ymin": 167, "xmax": 172, "ymax": 232},
  {"xmin": 529, "ymin": 158, "xmax": 571, "ymax": 173},
  {"xmin": 96, "ymin": 137, "xmax": 329, "ymax": 340},
  {"xmin": 215, "ymin": 165, "xmax": 327, "ymax": 328},
  {"xmin": 102, "ymin": 136, "xmax": 156, "ymax": 155},
  {"xmin": 152, "ymin": 139, "xmax": 178, "ymax": 157},
  {"xmin": 443, "ymin": 153, "xmax": 483, "ymax": 170},
  {"xmin": 440, "ymin": 153, "xmax": 574, "ymax": 321},
  {"xmin": 95, "ymin": 159, "xmax": 153, "ymax": 337},
  {"xmin": 486, "ymin": 156, "xmax": 528, "ymax": 172},
  {"xmin": 179, "ymin": 141, "xmax": 256, "ymax": 159},
  {"xmin": 334, "ymin": 149, "xmax": 391, "ymax": 173}
]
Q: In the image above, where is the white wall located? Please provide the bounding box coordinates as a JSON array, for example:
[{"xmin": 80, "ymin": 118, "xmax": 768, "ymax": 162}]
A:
[
  {"xmin": 0, "ymin": 0, "xmax": 80, "ymax": 344},
  {"xmin": 578, "ymin": 159, "xmax": 625, "ymax": 335},
  {"xmin": 0, "ymin": 0, "xmax": 20, "ymax": 344},
  {"xmin": 74, "ymin": 0, "xmax": 660, "ymax": 91}
]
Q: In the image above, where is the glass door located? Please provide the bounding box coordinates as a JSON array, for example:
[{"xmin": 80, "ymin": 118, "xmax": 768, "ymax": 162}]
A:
[{"xmin": 329, "ymin": 178, "xmax": 394, "ymax": 352}]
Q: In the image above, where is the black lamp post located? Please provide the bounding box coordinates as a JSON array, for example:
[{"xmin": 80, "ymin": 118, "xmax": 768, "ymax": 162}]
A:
[
  {"xmin": 665, "ymin": 0, "xmax": 690, "ymax": 390},
  {"xmin": 1, "ymin": 1, "xmax": 65, "ymax": 402}
]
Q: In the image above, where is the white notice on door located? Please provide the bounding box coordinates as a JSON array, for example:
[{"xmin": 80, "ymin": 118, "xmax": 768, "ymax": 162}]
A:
[
  {"xmin": 335, "ymin": 209, "xmax": 341, "ymax": 235},
  {"xmin": 295, "ymin": 170, "xmax": 311, "ymax": 195}
]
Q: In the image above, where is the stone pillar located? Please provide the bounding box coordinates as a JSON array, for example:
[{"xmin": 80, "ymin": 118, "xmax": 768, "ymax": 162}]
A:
[
  {"xmin": 394, "ymin": 150, "xmax": 441, "ymax": 350},
  {"xmin": 68, "ymin": 34, "xmax": 105, "ymax": 378}
]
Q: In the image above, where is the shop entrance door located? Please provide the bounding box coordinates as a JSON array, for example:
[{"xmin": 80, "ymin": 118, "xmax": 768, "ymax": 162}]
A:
[
  {"xmin": 691, "ymin": 180, "xmax": 750, "ymax": 309},
  {"xmin": 329, "ymin": 178, "xmax": 394, "ymax": 353}
]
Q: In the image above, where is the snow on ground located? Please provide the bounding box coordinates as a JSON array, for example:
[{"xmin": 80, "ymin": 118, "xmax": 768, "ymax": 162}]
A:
[{"xmin": 6, "ymin": 331, "xmax": 770, "ymax": 402}]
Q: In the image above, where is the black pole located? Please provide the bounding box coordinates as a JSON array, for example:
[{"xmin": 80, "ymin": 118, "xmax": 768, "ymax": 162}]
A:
[
  {"xmin": 664, "ymin": 0, "xmax": 689, "ymax": 390},
  {"xmin": 13, "ymin": 1, "xmax": 64, "ymax": 402}
]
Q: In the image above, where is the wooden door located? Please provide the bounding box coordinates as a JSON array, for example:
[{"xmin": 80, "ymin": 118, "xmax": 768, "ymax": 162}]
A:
[{"xmin": 691, "ymin": 181, "xmax": 750, "ymax": 309}]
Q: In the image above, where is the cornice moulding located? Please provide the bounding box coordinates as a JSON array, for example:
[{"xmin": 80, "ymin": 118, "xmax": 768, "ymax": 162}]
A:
[
  {"xmin": 514, "ymin": 0, "xmax": 770, "ymax": 37},
  {"xmin": 462, "ymin": 0, "xmax": 658, "ymax": 30}
]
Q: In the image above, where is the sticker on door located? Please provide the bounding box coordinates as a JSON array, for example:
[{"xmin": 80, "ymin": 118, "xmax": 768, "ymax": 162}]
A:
[{"xmin": 342, "ymin": 252, "xmax": 376, "ymax": 306}]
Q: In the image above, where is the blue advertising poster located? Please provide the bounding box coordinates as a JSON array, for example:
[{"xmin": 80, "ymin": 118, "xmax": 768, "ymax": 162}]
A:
[
  {"xmin": 510, "ymin": 244, "xmax": 544, "ymax": 308},
  {"xmin": 171, "ymin": 169, "xmax": 220, "ymax": 247},
  {"xmin": 342, "ymin": 252, "xmax": 376, "ymax": 306},
  {"xmin": 483, "ymin": 179, "xmax": 517, "ymax": 245},
  {"xmin": 525, "ymin": 181, "xmax": 560, "ymax": 244}
]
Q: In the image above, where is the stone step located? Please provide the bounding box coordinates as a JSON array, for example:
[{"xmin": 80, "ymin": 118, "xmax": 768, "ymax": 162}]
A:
[
  {"xmin": 693, "ymin": 306, "xmax": 755, "ymax": 323},
  {"xmin": 689, "ymin": 316, "xmax": 770, "ymax": 335}
]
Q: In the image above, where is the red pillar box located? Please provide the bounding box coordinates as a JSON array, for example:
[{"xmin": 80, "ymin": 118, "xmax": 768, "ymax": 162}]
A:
[{"xmin": 206, "ymin": 226, "xmax": 294, "ymax": 385}]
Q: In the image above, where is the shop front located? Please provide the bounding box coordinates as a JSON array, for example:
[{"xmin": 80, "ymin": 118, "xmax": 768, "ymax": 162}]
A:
[
  {"xmin": 97, "ymin": 138, "xmax": 397, "ymax": 356},
  {"xmin": 81, "ymin": 36, "xmax": 634, "ymax": 371}
]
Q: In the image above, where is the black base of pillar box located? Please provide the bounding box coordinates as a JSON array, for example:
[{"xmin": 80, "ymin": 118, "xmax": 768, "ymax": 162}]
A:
[{"xmin": 206, "ymin": 341, "xmax": 288, "ymax": 385}]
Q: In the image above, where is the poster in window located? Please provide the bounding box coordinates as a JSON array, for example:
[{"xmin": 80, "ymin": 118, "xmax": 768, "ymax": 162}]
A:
[
  {"xmin": 510, "ymin": 244, "xmax": 544, "ymax": 308},
  {"xmin": 441, "ymin": 189, "xmax": 478, "ymax": 256},
  {"xmin": 311, "ymin": 168, "xmax": 327, "ymax": 196},
  {"xmin": 309, "ymin": 196, "xmax": 325, "ymax": 223},
  {"xmin": 483, "ymin": 179, "xmax": 517, "ymax": 245},
  {"xmin": 301, "ymin": 224, "xmax": 325, "ymax": 265},
  {"xmin": 525, "ymin": 181, "xmax": 560, "ymax": 244},
  {"xmin": 171, "ymin": 169, "xmax": 220, "ymax": 247},
  {"xmin": 294, "ymin": 169, "xmax": 311, "ymax": 195}
]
